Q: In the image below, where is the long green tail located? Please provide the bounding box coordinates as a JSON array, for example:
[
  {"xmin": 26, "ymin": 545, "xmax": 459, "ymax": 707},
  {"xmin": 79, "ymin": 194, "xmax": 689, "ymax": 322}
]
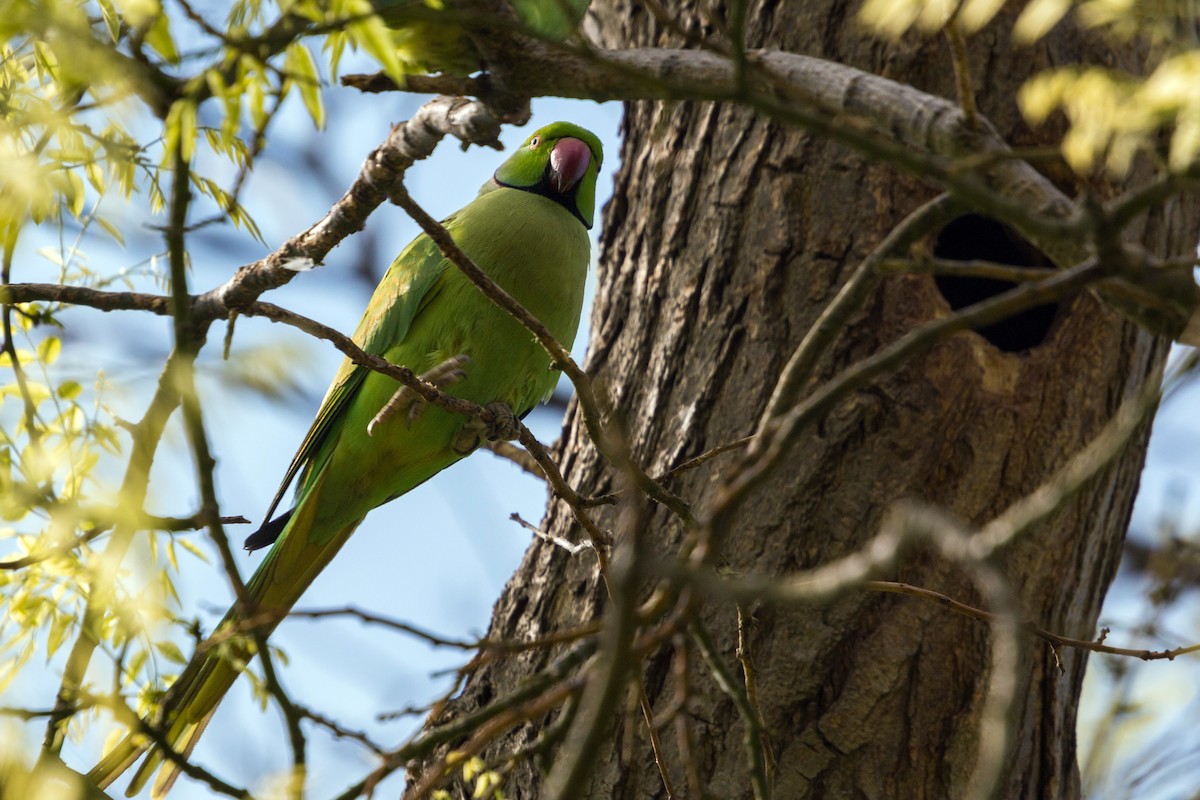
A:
[{"xmin": 88, "ymin": 510, "xmax": 361, "ymax": 798}]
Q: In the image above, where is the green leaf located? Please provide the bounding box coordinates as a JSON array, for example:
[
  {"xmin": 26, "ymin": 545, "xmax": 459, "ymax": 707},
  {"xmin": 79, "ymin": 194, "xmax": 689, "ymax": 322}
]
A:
[
  {"xmin": 1013, "ymin": 0, "xmax": 1072, "ymax": 44},
  {"xmin": 95, "ymin": 215, "xmax": 126, "ymax": 246},
  {"xmin": 155, "ymin": 640, "xmax": 189, "ymax": 665},
  {"xmin": 97, "ymin": 0, "xmax": 122, "ymax": 42},
  {"xmin": 247, "ymin": 77, "xmax": 266, "ymax": 130},
  {"xmin": 176, "ymin": 538, "xmax": 210, "ymax": 563},
  {"xmin": 56, "ymin": 381, "xmax": 82, "ymax": 401},
  {"xmin": 125, "ymin": 648, "xmax": 149, "ymax": 682},
  {"xmin": 346, "ymin": 1, "xmax": 405, "ymax": 84},
  {"xmin": 36, "ymin": 336, "xmax": 61, "ymax": 366},
  {"xmin": 46, "ymin": 612, "xmax": 73, "ymax": 659},
  {"xmin": 65, "ymin": 169, "xmax": 86, "ymax": 218},
  {"xmin": 285, "ymin": 43, "xmax": 325, "ymax": 129},
  {"xmin": 178, "ymin": 101, "xmax": 197, "ymax": 164},
  {"xmin": 144, "ymin": 10, "xmax": 180, "ymax": 64}
]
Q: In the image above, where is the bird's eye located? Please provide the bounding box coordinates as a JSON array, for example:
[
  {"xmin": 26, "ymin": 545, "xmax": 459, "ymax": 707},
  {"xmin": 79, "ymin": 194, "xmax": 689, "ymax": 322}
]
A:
[{"xmin": 529, "ymin": 137, "xmax": 540, "ymax": 148}]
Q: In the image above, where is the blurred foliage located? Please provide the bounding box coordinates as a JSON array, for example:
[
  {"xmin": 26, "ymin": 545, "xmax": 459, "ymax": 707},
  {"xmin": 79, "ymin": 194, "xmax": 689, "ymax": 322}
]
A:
[
  {"xmin": 859, "ymin": 0, "xmax": 1200, "ymax": 175},
  {"xmin": 0, "ymin": 0, "xmax": 476, "ymax": 774}
]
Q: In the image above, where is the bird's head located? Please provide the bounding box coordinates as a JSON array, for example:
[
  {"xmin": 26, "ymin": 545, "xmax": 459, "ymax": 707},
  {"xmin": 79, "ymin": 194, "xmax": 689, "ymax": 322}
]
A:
[{"xmin": 493, "ymin": 122, "xmax": 604, "ymax": 229}]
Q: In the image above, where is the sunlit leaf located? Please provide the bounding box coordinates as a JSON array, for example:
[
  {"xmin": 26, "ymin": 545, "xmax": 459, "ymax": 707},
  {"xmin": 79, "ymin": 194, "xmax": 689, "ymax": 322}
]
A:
[
  {"xmin": 46, "ymin": 612, "xmax": 73, "ymax": 659},
  {"xmin": 285, "ymin": 43, "xmax": 325, "ymax": 129},
  {"xmin": 1014, "ymin": 0, "xmax": 1073, "ymax": 43},
  {"xmin": 94, "ymin": 215, "xmax": 126, "ymax": 246},
  {"xmin": 144, "ymin": 9, "xmax": 180, "ymax": 64},
  {"xmin": 155, "ymin": 640, "xmax": 189, "ymax": 665},
  {"xmin": 97, "ymin": 0, "xmax": 122, "ymax": 42},
  {"xmin": 346, "ymin": 0, "xmax": 405, "ymax": 83},
  {"xmin": 176, "ymin": 538, "xmax": 210, "ymax": 563},
  {"xmin": 36, "ymin": 336, "xmax": 61, "ymax": 366}
]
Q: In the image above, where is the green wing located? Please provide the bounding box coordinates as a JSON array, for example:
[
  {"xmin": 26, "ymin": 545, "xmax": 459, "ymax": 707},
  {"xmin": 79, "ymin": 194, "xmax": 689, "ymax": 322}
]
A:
[
  {"xmin": 259, "ymin": 231, "xmax": 451, "ymax": 523},
  {"xmin": 511, "ymin": 0, "xmax": 591, "ymax": 40}
]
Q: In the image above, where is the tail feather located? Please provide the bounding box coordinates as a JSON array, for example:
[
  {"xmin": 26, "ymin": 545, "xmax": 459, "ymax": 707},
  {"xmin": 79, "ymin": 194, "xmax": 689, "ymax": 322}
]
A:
[
  {"xmin": 134, "ymin": 709, "xmax": 215, "ymax": 798},
  {"xmin": 88, "ymin": 493, "xmax": 362, "ymax": 796},
  {"xmin": 88, "ymin": 733, "xmax": 147, "ymax": 790}
]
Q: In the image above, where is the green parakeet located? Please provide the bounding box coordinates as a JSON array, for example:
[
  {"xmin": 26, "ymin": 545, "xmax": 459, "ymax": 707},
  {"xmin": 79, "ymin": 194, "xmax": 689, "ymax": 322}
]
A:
[
  {"xmin": 88, "ymin": 121, "xmax": 602, "ymax": 797},
  {"xmin": 374, "ymin": 0, "xmax": 592, "ymax": 75}
]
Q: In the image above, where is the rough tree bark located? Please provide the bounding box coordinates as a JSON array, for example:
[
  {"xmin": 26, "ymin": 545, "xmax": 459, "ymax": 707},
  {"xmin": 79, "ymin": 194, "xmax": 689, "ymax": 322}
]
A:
[{"xmin": 409, "ymin": 2, "xmax": 1200, "ymax": 798}]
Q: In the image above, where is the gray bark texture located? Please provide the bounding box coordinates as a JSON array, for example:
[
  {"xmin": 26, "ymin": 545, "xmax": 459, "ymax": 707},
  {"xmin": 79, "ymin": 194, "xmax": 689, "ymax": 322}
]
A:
[{"xmin": 408, "ymin": 2, "xmax": 1200, "ymax": 798}]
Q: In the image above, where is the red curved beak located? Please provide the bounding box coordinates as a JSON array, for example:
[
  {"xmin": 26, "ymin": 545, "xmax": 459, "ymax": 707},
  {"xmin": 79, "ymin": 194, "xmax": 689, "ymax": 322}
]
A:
[{"xmin": 549, "ymin": 137, "xmax": 592, "ymax": 194}]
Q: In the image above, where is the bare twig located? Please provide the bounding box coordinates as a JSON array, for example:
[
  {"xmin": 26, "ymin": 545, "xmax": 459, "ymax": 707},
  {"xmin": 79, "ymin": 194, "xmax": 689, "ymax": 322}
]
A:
[
  {"xmin": 690, "ymin": 620, "xmax": 772, "ymax": 800},
  {"xmin": 944, "ymin": 20, "xmax": 979, "ymax": 130},
  {"xmin": 510, "ymin": 512, "xmax": 596, "ymax": 555},
  {"xmin": 880, "ymin": 256, "xmax": 1054, "ymax": 282},
  {"xmin": 867, "ymin": 581, "xmax": 1200, "ymax": 661},
  {"xmin": 332, "ymin": 641, "xmax": 597, "ymax": 800},
  {"xmin": 191, "ymin": 96, "xmax": 505, "ymax": 322},
  {"xmin": 583, "ymin": 435, "xmax": 755, "ymax": 508},
  {"xmin": 671, "ymin": 634, "xmax": 702, "ymax": 798},
  {"xmin": 484, "ymin": 439, "xmax": 545, "ymax": 477},
  {"xmin": 758, "ymin": 194, "xmax": 962, "ymax": 428},
  {"xmin": 545, "ymin": 472, "xmax": 651, "ymax": 799},
  {"xmin": 736, "ymin": 604, "xmax": 774, "ymax": 784}
]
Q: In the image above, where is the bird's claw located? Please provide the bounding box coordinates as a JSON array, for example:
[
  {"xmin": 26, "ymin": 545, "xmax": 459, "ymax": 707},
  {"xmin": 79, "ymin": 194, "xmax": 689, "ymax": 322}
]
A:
[
  {"xmin": 451, "ymin": 401, "xmax": 519, "ymax": 455},
  {"xmin": 368, "ymin": 354, "xmax": 471, "ymax": 436},
  {"xmin": 482, "ymin": 401, "xmax": 519, "ymax": 442}
]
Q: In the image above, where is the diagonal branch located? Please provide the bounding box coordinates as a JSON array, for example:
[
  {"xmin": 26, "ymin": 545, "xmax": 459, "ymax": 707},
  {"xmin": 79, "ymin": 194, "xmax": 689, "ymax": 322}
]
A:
[{"xmin": 190, "ymin": 96, "xmax": 506, "ymax": 323}]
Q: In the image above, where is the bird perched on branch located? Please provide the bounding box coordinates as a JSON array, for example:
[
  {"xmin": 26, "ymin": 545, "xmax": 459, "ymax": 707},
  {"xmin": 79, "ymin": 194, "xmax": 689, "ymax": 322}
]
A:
[
  {"xmin": 372, "ymin": 0, "xmax": 592, "ymax": 76},
  {"xmin": 89, "ymin": 121, "xmax": 602, "ymax": 797}
]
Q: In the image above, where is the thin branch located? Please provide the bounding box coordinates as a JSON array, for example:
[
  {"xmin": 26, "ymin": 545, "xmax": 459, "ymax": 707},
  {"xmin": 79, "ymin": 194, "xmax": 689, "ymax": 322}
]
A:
[
  {"xmin": 400, "ymin": 679, "xmax": 583, "ymax": 800},
  {"xmin": 690, "ymin": 620, "xmax": 771, "ymax": 800},
  {"xmin": 880, "ymin": 256, "xmax": 1055, "ymax": 282},
  {"xmin": 332, "ymin": 641, "xmax": 597, "ymax": 800},
  {"xmin": 191, "ymin": 97, "xmax": 505, "ymax": 322},
  {"xmin": 545, "ymin": 474, "xmax": 651, "ymax": 799},
  {"xmin": 637, "ymin": 677, "xmax": 677, "ymax": 799},
  {"xmin": 0, "ymin": 512, "xmax": 249, "ymax": 570},
  {"xmin": 967, "ymin": 372, "xmax": 1165, "ymax": 562},
  {"xmin": 867, "ymin": 581, "xmax": 1200, "ymax": 661},
  {"xmin": 582, "ymin": 435, "xmax": 755, "ymax": 507},
  {"xmin": 671, "ymin": 634, "xmax": 701, "ymax": 799},
  {"xmin": 943, "ymin": 20, "xmax": 979, "ymax": 130},
  {"xmin": 671, "ymin": 504, "xmax": 1023, "ymax": 800},
  {"xmin": 296, "ymin": 703, "xmax": 386, "ymax": 756},
  {"xmin": 0, "ymin": 282, "xmax": 170, "ymax": 313},
  {"xmin": 736, "ymin": 604, "xmax": 774, "ymax": 785},
  {"xmin": 758, "ymin": 194, "xmax": 961, "ymax": 428},
  {"xmin": 510, "ymin": 512, "xmax": 596, "ymax": 555},
  {"xmin": 483, "ymin": 439, "xmax": 545, "ymax": 477}
]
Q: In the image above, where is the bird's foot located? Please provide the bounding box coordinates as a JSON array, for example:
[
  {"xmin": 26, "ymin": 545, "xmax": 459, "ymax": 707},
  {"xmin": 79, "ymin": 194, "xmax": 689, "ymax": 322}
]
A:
[
  {"xmin": 482, "ymin": 401, "xmax": 520, "ymax": 442},
  {"xmin": 451, "ymin": 401, "xmax": 519, "ymax": 455},
  {"xmin": 368, "ymin": 354, "xmax": 471, "ymax": 436}
]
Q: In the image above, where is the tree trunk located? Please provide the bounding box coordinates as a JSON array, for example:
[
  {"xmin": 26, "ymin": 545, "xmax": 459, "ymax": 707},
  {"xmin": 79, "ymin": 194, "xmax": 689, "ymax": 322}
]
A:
[{"xmin": 408, "ymin": 3, "xmax": 1200, "ymax": 798}]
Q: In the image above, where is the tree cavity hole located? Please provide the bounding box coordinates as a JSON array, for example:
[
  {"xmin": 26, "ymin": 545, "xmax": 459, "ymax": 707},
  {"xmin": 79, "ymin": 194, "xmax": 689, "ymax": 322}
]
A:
[{"xmin": 931, "ymin": 214, "xmax": 1058, "ymax": 353}]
